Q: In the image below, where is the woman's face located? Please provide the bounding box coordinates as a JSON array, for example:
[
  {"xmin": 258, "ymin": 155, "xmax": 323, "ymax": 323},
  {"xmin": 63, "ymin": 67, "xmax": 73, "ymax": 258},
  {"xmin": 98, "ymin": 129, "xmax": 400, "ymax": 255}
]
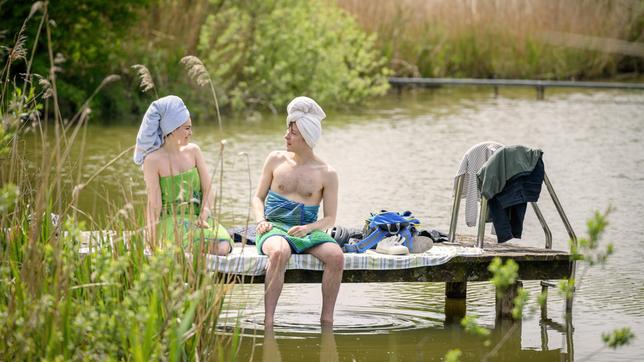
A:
[{"xmin": 167, "ymin": 118, "xmax": 192, "ymax": 146}]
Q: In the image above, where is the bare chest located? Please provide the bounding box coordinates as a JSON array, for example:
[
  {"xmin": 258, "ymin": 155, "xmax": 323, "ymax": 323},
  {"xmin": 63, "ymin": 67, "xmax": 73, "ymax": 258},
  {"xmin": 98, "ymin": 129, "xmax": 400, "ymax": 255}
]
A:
[
  {"xmin": 272, "ymin": 163, "xmax": 323, "ymax": 202},
  {"xmin": 155, "ymin": 153, "xmax": 195, "ymax": 177}
]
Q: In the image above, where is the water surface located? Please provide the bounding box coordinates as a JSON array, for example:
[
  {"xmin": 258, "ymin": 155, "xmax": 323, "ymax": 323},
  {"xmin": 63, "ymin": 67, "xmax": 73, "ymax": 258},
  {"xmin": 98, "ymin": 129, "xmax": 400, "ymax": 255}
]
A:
[{"xmin": 28, "ymin": 87, "xmax": 644, "ymax": 360}]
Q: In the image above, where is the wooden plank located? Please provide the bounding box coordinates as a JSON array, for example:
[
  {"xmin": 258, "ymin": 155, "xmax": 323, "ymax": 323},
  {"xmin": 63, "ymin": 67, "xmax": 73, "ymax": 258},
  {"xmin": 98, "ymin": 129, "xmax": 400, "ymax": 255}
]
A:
[
  {"xmin": 389, "ymin": 77, "xmax": 644, "ymax": 90},
  {"xmin": 231, "ymin": 240, "xmax": 573, "ymax": 284}
]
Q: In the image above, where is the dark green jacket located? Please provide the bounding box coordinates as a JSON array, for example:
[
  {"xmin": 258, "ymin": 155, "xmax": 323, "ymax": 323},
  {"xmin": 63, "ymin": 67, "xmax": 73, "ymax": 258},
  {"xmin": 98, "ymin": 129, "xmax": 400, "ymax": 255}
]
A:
[{"xmin": 477, "ymin": 145, "xmax": 543, "ymax": 199}]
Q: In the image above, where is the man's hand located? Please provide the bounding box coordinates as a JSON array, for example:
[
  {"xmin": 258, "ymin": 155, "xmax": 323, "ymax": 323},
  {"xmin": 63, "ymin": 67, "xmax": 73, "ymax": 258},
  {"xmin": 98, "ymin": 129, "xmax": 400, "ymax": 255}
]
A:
[
  {"xmin": 256, "ymin": 220, "xmax": 273, "ymax": 234},
  {"xmin": 287, "ymin": 225, "xmax": 312, "ymax": 238}
]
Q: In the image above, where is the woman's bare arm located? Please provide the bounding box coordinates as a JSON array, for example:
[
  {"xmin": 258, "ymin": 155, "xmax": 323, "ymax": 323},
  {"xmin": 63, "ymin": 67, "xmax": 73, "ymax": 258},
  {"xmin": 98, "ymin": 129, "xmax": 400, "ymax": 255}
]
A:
[
  {"xmin": 193, "ymin": 144, "xmax": 213, "ymax": 226},
  {"xmin": 143, "ymin": 158, "xmax": 162, "ymax": 248}
]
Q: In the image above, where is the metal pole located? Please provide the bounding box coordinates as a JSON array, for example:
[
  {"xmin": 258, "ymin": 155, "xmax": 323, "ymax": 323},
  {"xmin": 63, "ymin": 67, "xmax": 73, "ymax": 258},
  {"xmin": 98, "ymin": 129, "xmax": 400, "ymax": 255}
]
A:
[
  {"xmin": 543, "ymin": 173, "xmax": 577, "ymax": 244},
  {"xmin": 531, "ymin": 202, "xmax": 552, "ymax": 249},
  {"xmin": 543, "ymin": 172, "xmax": 577, "ymax": 323},
  {"xmin": 448, "ymin": 175, "xmax": 465, "ymax": 243},
  {"xmin": 476, "ymin": 197, "xmax": 488, "ymax": 248}
]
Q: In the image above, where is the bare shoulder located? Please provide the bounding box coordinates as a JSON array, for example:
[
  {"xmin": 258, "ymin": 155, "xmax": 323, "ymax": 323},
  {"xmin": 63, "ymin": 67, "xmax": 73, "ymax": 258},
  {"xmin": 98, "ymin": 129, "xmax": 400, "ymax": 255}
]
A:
[
  {"xmin": 266, "ymin": 150, "xmax": 288, "ymax": 165},
  {"xmin": 268, "ymin": 150, "xmax": 287, "ymax": 160},
  {"xmin": 183, "ymin": 142, "xmax": 203, "ymax": 162},
  {"xmin": 184, "ymin": 142, "xmax": 202, "ymax": 154},
  {"xmin": 317, "ymin": 159, "xmax": 338, "ymax": 182},
  {"xmin": 324, "ymin": 164, "xmax": 338, "ymax": 179},
  {"xmin": 143, "ymin": 149, "xmax": 163, "ymax": 170}
]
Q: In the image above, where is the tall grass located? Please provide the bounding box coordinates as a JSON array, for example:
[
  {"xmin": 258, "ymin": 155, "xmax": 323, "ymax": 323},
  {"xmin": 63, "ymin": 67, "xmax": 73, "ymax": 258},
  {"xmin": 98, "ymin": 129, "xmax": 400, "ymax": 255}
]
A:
[
  {"xmin": 0, "ymin": 3, "xmax": 240, "ymax": 360},
  {"xmin": 337, "ymin": 0, "xmax": 643, "ymax": 79},
  {"xmin": 119, "ymin": 0, "xmax": 216, "ymax": 120}
]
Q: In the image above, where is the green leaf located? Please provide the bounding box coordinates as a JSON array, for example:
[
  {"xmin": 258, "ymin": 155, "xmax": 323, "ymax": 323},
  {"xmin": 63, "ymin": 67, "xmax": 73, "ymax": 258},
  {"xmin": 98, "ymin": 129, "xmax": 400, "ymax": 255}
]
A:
[
  {"xmin": 602, "ymin": 327, "xmax": 635, "ymax": 349},
  {"xmin": 461, "ymin": 315, "xmax": 490, "ymax": 337},
  {"xmin": 445, "ymin": 349, "xmax": 462, "ymax": 362}
]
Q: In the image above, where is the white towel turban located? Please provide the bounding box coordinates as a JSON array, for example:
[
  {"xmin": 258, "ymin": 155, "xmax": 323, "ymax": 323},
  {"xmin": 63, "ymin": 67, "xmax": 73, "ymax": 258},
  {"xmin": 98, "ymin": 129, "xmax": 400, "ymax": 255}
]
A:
[
  {"xmin": 286, "ymin": 96, "xmax": 326, "ymax": 149},
  {"xmin": 133, "ymin": 95, "xmax": 190, "ymax": 165}
]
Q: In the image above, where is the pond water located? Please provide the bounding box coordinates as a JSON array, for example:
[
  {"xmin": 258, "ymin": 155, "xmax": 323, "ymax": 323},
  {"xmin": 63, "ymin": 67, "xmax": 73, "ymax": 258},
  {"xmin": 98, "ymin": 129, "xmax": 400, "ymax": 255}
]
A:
[{"xmin": 28, "ymin": 87, "xmax": 644, "ymax": 360}]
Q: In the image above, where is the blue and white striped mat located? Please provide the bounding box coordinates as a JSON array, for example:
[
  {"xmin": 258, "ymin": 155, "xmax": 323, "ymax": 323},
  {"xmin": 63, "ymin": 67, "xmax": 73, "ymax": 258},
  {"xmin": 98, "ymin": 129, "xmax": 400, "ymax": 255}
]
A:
[{"xmin": 205, "ymin": 244, "xmax": 483, "ymax": 276}]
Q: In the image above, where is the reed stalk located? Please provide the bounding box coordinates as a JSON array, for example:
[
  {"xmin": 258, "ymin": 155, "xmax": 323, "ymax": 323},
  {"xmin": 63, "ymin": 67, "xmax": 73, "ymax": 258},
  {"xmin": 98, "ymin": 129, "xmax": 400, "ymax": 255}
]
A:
[{"xmin": 0, "ymin": 2, "xmax": 238, "ymax": 360}]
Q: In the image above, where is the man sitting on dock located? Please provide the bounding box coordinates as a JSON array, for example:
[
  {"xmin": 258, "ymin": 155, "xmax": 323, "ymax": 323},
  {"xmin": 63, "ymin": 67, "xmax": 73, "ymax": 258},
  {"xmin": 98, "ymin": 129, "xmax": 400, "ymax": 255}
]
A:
[{"xmin": 252, "ymin": 96, "xmax": 343, "ymax": 327}]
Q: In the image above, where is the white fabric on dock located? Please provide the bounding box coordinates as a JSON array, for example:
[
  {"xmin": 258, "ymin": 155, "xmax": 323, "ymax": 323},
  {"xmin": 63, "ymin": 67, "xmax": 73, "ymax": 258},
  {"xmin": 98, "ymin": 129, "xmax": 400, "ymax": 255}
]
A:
[
  {"xmin": 77, "ymin": 231, "xmax": 483, "ymax": 276},
  {"xmin": 205, "ymin": 244, "xmax": 483, "ymax": 276},
  {"xmin": 454, "ymin": 141, "xmax": 503, "ymax": 229}
]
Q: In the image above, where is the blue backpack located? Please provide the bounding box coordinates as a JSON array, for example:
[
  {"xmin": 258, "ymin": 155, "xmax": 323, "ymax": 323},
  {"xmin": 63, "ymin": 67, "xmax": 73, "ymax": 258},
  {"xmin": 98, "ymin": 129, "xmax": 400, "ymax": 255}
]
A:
[{"xmin": 343, "ymin": 211, "xmax": 420, "ymax": 253}]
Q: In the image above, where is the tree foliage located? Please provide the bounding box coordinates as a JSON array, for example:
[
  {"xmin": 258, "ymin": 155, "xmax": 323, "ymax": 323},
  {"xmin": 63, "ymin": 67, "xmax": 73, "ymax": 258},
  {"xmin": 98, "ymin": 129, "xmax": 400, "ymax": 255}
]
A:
[
  {"xmin": 0, "ymin": 0, "xmax": 150, "ymax": 118},
  {"xmin": 198, "ymin": 0, "xmax": 390, "ymax": 112}
]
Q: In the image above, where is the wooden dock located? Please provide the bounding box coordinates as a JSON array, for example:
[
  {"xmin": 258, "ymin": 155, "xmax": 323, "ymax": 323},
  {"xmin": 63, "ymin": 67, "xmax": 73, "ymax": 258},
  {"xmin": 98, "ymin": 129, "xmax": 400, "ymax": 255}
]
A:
[
  {"xmin": 241, "ymin": 235, "xmax": 572, "ymax": 285},
  {"xmin": 388, "ymin": 76, "xmax": 644, "ymax": 99},
  {"xmin": 78, "ymin": 230, "xmax": 573, "ymax": 321},
  {"xmin": 234, "ymin": 235, "xmax": 573, "ymax": 320}
]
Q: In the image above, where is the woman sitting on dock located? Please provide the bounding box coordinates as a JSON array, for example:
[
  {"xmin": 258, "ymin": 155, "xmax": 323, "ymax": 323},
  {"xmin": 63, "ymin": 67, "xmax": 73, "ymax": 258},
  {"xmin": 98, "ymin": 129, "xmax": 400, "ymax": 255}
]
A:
[{"xmin": 133, "ymin": 95, "xmax": 232, "ymax": 255}]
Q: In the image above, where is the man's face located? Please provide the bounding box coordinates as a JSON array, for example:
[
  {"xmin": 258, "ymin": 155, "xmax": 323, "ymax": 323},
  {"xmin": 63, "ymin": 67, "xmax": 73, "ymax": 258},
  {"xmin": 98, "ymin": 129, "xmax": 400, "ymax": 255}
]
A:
[{"xmin": 284, "ymin": 122, "xmax": 307, "ymax": 152}]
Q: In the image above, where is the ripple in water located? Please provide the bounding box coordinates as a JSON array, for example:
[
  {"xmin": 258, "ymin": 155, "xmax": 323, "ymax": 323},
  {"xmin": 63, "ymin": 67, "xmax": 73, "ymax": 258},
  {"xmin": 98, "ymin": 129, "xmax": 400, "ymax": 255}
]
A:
[{"xmin": 218, "ymin": 306, "xmax": 443, "ymax": 336}]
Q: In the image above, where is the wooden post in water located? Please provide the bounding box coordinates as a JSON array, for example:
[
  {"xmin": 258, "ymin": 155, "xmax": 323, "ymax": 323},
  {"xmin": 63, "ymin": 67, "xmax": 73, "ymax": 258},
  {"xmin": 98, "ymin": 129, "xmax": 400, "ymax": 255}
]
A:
[
  {"xmin": 445, "ymin": 281, "xmax": 467, "ymax": 298},
  {"xmin": 444, "ymin": 298, "xmax": 466, "ymax": 325},
  {"xmin": 540, "ymin": 283, "xmax": 548, "ymax": 318},
  {"xmin": 445, "ymin": 281, "xmax": 467, "ymax": 324},
  {"xmin": 496, "ymin": 281, "xmax": 523, "ymax": 319}
]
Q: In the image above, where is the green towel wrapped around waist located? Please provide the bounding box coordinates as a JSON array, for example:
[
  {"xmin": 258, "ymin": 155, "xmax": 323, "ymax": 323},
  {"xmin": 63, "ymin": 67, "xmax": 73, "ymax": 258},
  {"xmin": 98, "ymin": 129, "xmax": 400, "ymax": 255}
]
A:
[
  {"xmin": 256, "ymin": 191, "xmax": 335, "ymax": 254},
  {"xmin": 158, "ymin": 167, "xmax": 232, "ymax": 249}
]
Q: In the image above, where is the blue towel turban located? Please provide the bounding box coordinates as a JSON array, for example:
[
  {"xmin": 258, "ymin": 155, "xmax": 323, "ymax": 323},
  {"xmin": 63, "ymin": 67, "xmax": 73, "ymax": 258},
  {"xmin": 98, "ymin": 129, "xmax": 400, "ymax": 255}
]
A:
[{"xmin": 133, "ymin": 95, "xmax": 190, "ymax": 165}]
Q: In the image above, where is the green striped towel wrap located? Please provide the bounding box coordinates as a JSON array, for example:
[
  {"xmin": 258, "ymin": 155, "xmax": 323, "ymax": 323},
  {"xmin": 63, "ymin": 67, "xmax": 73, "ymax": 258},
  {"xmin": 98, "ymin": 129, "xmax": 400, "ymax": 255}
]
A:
[{"xmin": 256, "ymin": 191, "xmax": 336, "ymax": 254}]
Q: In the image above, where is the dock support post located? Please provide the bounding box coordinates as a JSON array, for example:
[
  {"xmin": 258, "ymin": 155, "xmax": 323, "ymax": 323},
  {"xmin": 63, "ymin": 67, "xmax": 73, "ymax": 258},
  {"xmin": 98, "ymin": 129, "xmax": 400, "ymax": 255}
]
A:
[
  {"xmin": 445, "ymin": 282, "xmax": 467, "ymax": 325},
  {"xmin": 444, "ymin": 298, "xmax": 466, "ymax": 325},
  {"xmin": 540, "ymin": 283, "xmax": 548, "ymax": 318},
  {"xmin": 495, "ymin": 281, "xmax": 523, "ymax": 320},
  {"xmin": 445, "ymin": 281, "xmax": 467, "ymax": 298}
]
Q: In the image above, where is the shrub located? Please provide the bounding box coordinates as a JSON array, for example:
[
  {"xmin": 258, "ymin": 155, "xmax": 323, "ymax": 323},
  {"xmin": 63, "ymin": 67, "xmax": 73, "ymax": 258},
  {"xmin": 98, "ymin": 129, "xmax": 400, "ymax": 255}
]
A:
[{"xmin": 198, "ymin": 0, "xmax": 390, "ymax": 112}]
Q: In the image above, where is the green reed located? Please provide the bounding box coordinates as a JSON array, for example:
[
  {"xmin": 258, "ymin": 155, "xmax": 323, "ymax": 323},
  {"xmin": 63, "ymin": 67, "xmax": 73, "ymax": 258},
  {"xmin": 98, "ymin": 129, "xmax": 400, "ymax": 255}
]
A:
[{"xmin": 0, "ymin": 2, "xmax": 241, "ymax": 360}]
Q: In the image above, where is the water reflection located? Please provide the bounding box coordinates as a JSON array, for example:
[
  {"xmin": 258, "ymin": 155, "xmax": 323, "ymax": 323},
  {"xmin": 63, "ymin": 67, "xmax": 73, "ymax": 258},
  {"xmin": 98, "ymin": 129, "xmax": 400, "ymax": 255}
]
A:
[
  {"xmin": 261, "ymin": 326, "xmax": 338, "ymax": 362},
  {"xmin": 226, "ymin": 282, "xmax": 575, "ymax": 361},
  {"xmin": 242, "ymin": 314, "xmax": 571, "ymax": 361},
  {"xmin": 261, "ymin": 328, "xmax": 282, "ymax": 362}
]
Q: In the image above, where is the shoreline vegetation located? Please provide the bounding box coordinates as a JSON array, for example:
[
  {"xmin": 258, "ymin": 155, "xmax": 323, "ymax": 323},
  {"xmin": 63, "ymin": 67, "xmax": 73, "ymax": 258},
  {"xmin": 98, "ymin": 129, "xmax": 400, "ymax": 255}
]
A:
[
  {"xmin": 338, "ymin": 0, "xmax": 643, "ymax": 80},
  {"xmin": 1, "ymin": 0, "xmax": 642, "ymax": 121},
  {"xmin": 1, "ymin": 3, "xmax": 245, "ymax": 360}
]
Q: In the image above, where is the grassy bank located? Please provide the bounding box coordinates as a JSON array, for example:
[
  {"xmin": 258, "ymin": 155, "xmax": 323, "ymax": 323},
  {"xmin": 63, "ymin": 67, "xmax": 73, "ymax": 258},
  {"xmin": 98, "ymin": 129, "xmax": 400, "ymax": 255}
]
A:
[
  {"xmin": 0, "ymin": 4, "xmax": 241, "ymax": 360},
  {"xmin": 337, "ymin": 0, "xmax": 644, "ymax": 79},
  {"xmin": 2, "ymin": 0, "xmax": 642, "ymax": 119}
]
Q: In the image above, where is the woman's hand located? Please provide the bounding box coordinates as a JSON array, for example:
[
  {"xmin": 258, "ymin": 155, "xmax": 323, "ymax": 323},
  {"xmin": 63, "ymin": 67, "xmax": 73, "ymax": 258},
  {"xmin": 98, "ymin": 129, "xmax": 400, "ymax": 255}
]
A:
[
  {"xmin": 195, "ymin": 217, "xmax": 210, "ymax": 229},
  {"xmin": 287, "ymin": 224, "xmax": 312, "ymax": 238},
  {"xmin": 256, "ymin": 220, "xmax": 273, "ymax": 234}
]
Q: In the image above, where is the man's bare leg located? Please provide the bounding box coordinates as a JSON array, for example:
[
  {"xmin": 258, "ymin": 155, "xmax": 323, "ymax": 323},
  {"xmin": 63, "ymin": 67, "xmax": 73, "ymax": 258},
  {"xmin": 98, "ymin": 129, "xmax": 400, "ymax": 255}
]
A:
[
  {"xmin": 307, "ymin": 242, "xmax": 344, "ymax": 325},
  {"xmin": 262, "ymin": 236, "xmax": 292, "ymax": 327}
]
